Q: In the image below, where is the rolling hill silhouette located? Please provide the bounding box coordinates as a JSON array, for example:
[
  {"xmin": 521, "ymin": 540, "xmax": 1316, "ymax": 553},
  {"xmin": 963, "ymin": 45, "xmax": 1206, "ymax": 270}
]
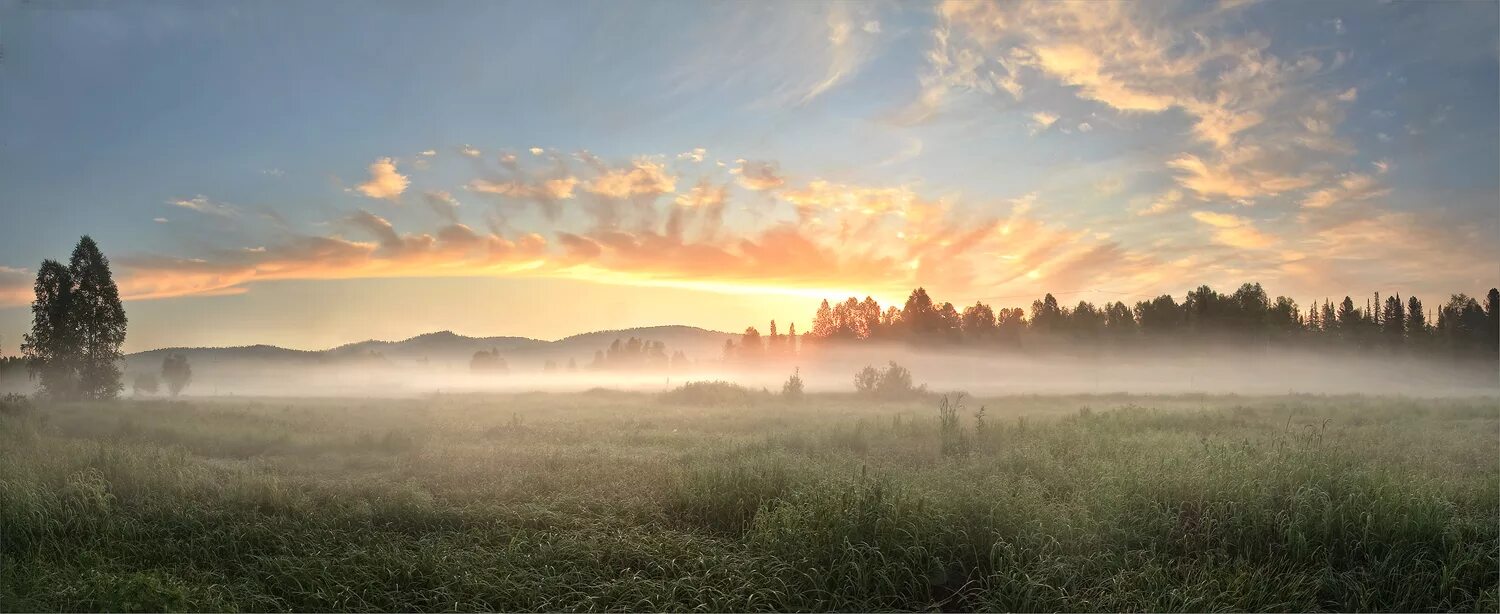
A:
[{"xmin": 124, "ymin": 325, "xmax": 735, "ymax": 372}]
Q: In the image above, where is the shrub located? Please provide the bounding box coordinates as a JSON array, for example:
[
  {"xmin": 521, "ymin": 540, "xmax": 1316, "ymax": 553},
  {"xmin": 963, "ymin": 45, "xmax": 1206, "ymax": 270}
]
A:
[
  {"xmin": 854, "ymin": 361, "xmax": 925, "ymax": 399},
  {"xmin": 662, "ymin": 381, "xmax": 759, "ymax": 406},
  {"xmin": 853, "ymin": 365, "xmax": 880, "ymax": 394},
  {"xmin": 875, "ymin": 361, "xmax": 915, "ymax": 397},
  {"xmin": 781, "ymin": 368, "xmax": 805, "ymax": 401},
  {"xmin": 0, "ymin": 393, "xmax": 32, "ymax": 416}
]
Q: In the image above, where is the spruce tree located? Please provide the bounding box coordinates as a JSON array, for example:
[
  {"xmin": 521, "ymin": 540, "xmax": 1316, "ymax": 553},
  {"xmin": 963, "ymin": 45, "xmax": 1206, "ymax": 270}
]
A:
[{"xmin": 1407, "ymin": 296, "xmax": 1426, "ymax": 338}]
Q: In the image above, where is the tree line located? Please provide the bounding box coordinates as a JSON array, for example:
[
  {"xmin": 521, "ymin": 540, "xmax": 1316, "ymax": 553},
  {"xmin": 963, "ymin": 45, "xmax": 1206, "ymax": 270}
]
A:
[
  {"xmin": 589, "ymin": 337, "xmax": 689, "ymax": 371},
  {"xmin": 731, "ymin": 284, "xmax": 1500, "ymax": 361}
]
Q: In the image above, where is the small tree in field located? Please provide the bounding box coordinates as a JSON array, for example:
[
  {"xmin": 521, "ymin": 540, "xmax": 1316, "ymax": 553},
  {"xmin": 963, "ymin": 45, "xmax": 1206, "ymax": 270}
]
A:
[
  {"xmin": 70, "ymin": 237, "xmax": 128, "ymax": 400},
  {"xmin": 470, "ymin": 349, "xmax": 508, "ymax": 373},
  {"xmin": 161, "ymin": 354, "xmax": 192, "ymax": 397},
  {"xmin": 21, "ymin": 236, "xmax": 128, "ymax": 400},
  {"xmin": 781, "ymin": 368, "xmax": 805, "ymax": 401}
]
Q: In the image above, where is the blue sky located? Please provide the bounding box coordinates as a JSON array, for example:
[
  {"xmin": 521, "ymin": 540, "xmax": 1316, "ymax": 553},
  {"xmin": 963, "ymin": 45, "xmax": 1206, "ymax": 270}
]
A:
[{"xmin": 0, "ymin": 0, "xmax": 1496, "ymax": 351}]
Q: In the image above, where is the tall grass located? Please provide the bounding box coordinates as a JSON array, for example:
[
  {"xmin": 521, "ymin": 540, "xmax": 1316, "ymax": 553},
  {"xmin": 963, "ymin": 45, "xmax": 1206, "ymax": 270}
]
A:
[{"xmin": 0, "ymin": 392, "xmax": 1495, "ymax": 611}]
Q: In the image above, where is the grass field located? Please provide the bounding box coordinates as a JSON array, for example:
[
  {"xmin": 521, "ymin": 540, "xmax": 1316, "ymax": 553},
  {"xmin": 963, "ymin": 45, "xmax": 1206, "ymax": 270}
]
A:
[{"xmin": 1, "ymin": 390, "xmax": 1496, "ymax": 612}]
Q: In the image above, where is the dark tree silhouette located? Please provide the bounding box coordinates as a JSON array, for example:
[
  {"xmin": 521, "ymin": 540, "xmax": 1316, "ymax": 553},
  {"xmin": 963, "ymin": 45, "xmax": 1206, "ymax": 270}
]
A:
[
  {"xmin": 1440, "ymin": 294, "xmax": 1488, "ymax": 356},
  {"xmin": 21, "ymin": 260, "xmax": 78, "ymax": 399},
  {"xmin": 1070, "ymin": 301, "xmax": 1103, "ymax": 340},
  {"xmin": 69, "ymin": 237, "xmax": 128, "ymax": 399},
  {"xmin": 161, "ymin": 353, "xmax": 192, "ymax": 397},
  {"xmin": 1269, "ymin": 297, "xmax": 1301, "ymax": 335},
  {"xmin": 1104, "ymin": 301, "xmax": 1136, "ymax": 340},
  {"xmin": 1029, "ymin": 293, "xmax": 1064, "ymax": 334},
  {"xmin": 996, "ymin": 307, "xmax": 1025, "ymax": 346},
  {"xmin": 470, "ymin": 349, "xmax": 508, "ymax": 373},
  {"xmin": 1487, "ymin": 289, "xmax": 1500, "ymax": 358},
  {"xmin": 1134, "ymin": 294, "xmax": 1183, "ymax": 337},
  {"xmin": 960, "ymin": 301, "xmax": 997, "ymax": 342},
  {"xmin": 1407, "ymin": 296, "xmax": 1427, "ymax": 342},
  {"xmin": 1382, "ymin": 295, "xmax": 1406, "ymax": 348},
  {"xmin": 756, "ymin": 282, "xmax": 1495, "ymax": 370},
  {"xmin": 1336, "ymin": 296, "xmax": 1360, "ymax": 340},
  {"xmin": 739, "ymin": 327, "xmax": 763, "ymax": 361},
  {"xmin": 901, "ymin": 288, "xmax": 941, "ymax": 341},
  {"xmin": 593, "ymin": 337, "xmax": 674, "ymax": 370}
]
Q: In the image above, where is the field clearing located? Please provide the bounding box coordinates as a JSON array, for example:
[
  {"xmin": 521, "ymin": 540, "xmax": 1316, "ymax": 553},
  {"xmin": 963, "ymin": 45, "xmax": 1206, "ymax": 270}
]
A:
[{"xmin": 1, "ymin": 391, "xmax": 1497, "ymax": 612}]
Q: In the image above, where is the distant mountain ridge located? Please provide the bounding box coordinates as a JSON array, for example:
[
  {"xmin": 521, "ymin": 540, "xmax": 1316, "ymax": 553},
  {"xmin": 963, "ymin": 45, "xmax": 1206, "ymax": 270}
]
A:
[{"xmin": 125, "ymin": 325, "xmax": 736, "ymax": 369}]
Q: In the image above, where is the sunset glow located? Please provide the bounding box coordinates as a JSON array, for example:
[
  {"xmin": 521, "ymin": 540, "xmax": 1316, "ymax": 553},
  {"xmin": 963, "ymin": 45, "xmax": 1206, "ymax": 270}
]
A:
[{"xmin": 1, "ymin": 0, "xmax": 1496, "ymax": 351}]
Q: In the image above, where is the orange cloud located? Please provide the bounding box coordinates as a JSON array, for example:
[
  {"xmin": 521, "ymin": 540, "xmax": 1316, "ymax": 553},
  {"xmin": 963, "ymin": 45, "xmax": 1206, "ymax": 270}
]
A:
[
  {"xmin": 1191, "ymin": 211, "xmax": 1276, "ymax": 249},
  {"xmin": 356, "ymin": 157, "xmax": 409, "ymax": 200},
  {"xmin": 469, "ymin": 177, "xmax": 577, "ymax": 201},
  {"xmin": 586, "ymin": 159, "xmax": 675, "ymax": 199},
  {"xmin": 1300, "ymin": 172, "xmax": 1389, "ymax": 209},
  {"xmin": 0, "ymin": 150, "xmax": 1332, "ymax": 312}
]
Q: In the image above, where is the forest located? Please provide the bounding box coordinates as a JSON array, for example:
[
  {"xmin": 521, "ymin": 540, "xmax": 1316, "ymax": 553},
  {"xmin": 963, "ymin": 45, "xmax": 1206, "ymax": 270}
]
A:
[{"xmin": 724, "ymin": 284, "xmax": 1500, "ymax": 362}]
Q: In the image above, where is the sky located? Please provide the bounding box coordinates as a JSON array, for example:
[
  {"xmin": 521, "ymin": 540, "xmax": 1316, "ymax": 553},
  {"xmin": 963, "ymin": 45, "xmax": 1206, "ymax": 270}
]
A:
[{"xmin": 0, "ymin": 0, "xmax": 1497, "ymax": 353}]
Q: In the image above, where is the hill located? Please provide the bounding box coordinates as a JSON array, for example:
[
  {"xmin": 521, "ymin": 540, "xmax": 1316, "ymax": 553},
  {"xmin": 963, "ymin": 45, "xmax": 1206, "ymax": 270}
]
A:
[{"xmin": 121, "ymin": 325, "xmax": 735, "ymax": 372}]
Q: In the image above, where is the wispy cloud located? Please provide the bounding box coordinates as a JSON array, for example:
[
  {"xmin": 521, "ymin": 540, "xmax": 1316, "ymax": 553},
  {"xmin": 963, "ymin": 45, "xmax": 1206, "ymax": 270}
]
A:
[
  {"xmin": 672, "ymin": 3, "xmax": 886, "ymax": 108},
  {"xmin": 422, "ymin": 190, "xmax": 461, "ymax": 224},
  {"xmin": 167, "ymin": 195, "xmax": 237, "ymax": 217},
  {"xmin": 1299, "ymin": 172, "xmax": 1389, "ymax": 209},
  {"xmin": 919, "ymin": 1, "xmax": 1365, "ymax": 208},
  {"xmin": 1192, "ymin": 210, "xmax": 1276, "ymax": 249}
]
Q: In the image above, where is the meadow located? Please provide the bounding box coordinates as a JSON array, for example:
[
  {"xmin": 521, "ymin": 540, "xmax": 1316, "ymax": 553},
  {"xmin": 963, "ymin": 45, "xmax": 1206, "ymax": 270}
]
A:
[{"xmin": 1, "ymin": 389, "xmax": 1496, "ymax": 612}]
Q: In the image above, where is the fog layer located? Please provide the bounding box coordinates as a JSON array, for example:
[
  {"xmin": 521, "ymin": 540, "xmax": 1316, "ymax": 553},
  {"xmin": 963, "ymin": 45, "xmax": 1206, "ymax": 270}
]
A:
[{"xmin": 86, "ymin": 344, "xmax": 1500, "ymax": 398}]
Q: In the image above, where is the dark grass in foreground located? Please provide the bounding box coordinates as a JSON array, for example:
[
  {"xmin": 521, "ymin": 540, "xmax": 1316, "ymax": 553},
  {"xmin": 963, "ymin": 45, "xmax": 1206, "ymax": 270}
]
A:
[{"xmin": 1, "ymin": 391, "xmax": 1496, "ymax": 611}]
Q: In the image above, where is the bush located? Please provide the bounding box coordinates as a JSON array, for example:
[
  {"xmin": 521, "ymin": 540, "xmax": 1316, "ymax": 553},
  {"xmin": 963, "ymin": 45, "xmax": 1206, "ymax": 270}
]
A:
[
  {"xmin": 781, "ymin": 368, "xmax": 805, "ymax": 401},
  {"xmin": 0, "ymin": 393, "xmax": 32, "ymax": 416},
  {"xmin": 662, "ymin": 381, "xmax": 759, "ymax": 406},
  {"xmin": 875, "ymin": 361, "xmax": 914, "ymax": 397},
  {"xmin": 853, "ymin": 365, "xmax": 880, "ymax": 394},
  {"xmin": 854, "ymin": 361, "xmax": 925, "ymax": 399}
]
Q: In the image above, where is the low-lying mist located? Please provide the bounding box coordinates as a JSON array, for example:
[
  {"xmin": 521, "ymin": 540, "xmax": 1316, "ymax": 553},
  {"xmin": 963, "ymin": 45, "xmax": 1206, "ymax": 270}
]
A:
[{"xmin": 112, "ymin": 344, "xmax": 1499, "ymax": 399}]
